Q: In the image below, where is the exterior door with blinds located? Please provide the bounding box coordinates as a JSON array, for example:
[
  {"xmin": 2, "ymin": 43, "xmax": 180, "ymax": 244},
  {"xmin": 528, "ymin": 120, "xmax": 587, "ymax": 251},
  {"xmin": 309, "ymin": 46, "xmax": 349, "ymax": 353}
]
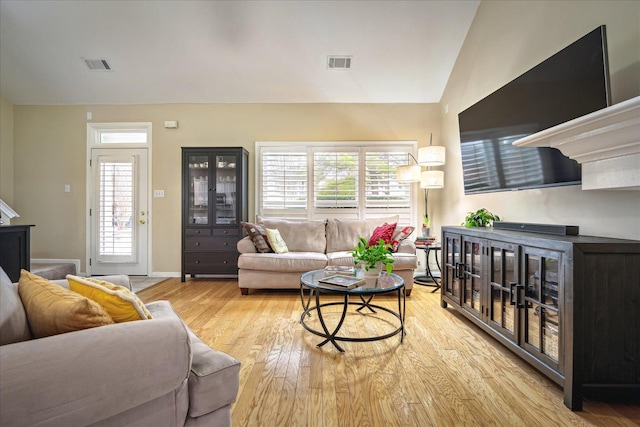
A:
[{"xmin": 90, "ymin": 148, "xmax": 148, "ymax": 275}]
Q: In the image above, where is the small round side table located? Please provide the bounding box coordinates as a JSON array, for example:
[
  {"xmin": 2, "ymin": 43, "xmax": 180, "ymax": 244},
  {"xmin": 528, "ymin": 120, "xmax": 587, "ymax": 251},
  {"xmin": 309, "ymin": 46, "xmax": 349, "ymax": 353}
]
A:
[{"xmin": 413, "ymin": 245, "xmax": 441, "ymax": 293}]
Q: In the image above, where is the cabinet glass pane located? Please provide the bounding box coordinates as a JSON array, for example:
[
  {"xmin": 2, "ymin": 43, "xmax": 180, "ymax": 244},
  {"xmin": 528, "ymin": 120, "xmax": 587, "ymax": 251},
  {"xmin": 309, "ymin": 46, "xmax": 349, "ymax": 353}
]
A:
[
  {"xmin": 491, "ymin": 247, "xmax": 515, "ymax": 334},
  {"xmin": 504, "ymin": 293, "xmax": 515, "ymax": 333},
  {"xmin": 543, "ymin": 257, "xmax": 559, "ymax": 308},
  {"xmin": 526, "ymin": 255, "xmax": 541, "ymax": 301},
  {"xmin": 215, "ymin": 154, "xmax": 238, "ymax": 225},
  {"xmin": 472, "ymin": 277, "xmax": 481, "ymax": 310},
  {"xmin": 542, "ymin": 307, "xmax": 559, "ymax": 361},
  {"xmin": 527, "ymin": 301, "xmax": 541, "ymax": 351},
  {"xmin": 491, "ymin": 286, "xmax": 503, "ymax": 326},
  {"xmin": 445, "ymin": 236, "xmax": 460, "ymax": 297},
  {"xmin": 188, "ymin": 155, "xmax": 209, "ymax": 225},
  {"xmin": 463, "ymin": 241, "xmax": 481, "ymax": 312}
]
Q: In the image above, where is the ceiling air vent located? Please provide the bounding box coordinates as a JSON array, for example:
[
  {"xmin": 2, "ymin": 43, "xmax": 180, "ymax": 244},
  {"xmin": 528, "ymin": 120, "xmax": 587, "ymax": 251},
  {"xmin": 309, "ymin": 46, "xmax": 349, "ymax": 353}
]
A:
[
  {"xmin": 327, "ymin": 55, "xmax": 352, "ymax": 70},
  {"xmin": 84, "ymin": 59, "xmax": 112, "ymax": 71}
]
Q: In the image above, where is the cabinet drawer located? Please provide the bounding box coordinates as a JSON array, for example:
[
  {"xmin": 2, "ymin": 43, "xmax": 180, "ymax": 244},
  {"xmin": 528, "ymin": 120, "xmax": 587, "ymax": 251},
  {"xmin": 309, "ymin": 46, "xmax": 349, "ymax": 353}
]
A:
[
  {"xmin": 212, "ymin": 228, "xmax": 239, "ymax": 237},
  {"xmin": 184, "ymin": 252, "xmax": 238, "ymax": 274},
  {"xmin": 186, "ymin": 228, "xmax": 212, "ymax": 236},
  {"xmin": 185, "ymin": 236, "xmax": 238, "ymax": 251}
]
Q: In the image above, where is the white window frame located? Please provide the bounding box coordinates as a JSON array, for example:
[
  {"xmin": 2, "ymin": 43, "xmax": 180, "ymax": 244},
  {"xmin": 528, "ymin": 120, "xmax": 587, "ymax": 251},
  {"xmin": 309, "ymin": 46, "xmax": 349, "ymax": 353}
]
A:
[
  {"xmin": 87, "ymin": 122, "xmax": 152, "ymax": 149},
  {"xmin": 256, "ymin": 141, "xmax": 418, "ymax": 225}
]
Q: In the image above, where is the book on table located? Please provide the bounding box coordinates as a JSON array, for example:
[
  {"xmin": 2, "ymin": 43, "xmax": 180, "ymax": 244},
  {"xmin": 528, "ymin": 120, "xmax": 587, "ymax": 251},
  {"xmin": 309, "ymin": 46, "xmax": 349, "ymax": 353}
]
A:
[{"xmin": 318, "ymin": 275, "xmax": 365, "ymax": 289}]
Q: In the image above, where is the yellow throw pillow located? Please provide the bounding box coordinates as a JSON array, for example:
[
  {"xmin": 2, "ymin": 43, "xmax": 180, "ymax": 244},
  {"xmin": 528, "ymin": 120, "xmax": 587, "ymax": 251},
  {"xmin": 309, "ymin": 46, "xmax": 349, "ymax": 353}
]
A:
[
  {"xmin": 265, "ymin": 227, "xmax": 289, "ymax": 254},
  {"xmin": 18, "ymin": 270, "xmax": 115, "ymax": 339},
  {"xmin": 67, "ymin": 275, "xmax": 152, "ymax": 322}
]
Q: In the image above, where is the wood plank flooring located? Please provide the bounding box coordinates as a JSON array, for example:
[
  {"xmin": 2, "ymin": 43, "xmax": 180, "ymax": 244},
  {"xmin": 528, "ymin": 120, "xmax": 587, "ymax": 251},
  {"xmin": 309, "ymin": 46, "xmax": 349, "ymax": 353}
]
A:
[{"xmin": 138, "ymin": 278, "xmax": 640, "ymax": 426}]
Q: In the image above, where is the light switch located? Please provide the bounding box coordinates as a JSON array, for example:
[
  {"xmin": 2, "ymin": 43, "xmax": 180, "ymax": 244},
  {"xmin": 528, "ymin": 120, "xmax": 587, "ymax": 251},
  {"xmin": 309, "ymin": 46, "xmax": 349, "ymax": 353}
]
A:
[
  {"xmin": 65, "ymin": 185, "xmax": 71, "ymax": 193},
  {"xmin": 154, "ymin": 190, "xmax": 165, "ymax": 197}
]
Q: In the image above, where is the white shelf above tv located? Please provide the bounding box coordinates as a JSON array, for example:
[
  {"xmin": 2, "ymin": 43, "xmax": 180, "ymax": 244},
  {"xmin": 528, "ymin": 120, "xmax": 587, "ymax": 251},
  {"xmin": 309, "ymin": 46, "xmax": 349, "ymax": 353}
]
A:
[{"xmin": 513, "ymin": 95, "xmax": 640, "ymax": 190}]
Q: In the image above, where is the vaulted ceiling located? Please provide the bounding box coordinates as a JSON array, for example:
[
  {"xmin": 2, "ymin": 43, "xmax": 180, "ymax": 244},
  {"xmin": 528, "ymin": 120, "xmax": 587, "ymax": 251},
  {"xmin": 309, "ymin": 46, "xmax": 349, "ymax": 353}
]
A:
[{"xmin": 0, "ymin": 0, "xmax": 479, "ymax": 105}]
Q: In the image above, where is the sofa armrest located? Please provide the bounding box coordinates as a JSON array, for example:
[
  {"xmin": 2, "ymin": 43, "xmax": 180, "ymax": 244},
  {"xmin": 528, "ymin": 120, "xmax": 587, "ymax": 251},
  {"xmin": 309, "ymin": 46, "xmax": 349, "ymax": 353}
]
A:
[
  {"xmin": 237, "ymin": 236, "xmax": 257, "ymax": 254},
  {"xmin": 0, "ymin": 303, "xmax": 191, "ymax": 427},
  {"xmin": 396, "ymin": 238, "xmax": 416, "ymax": 254},
  {"xmin": 187, "ymin": 329, "xmax": 241, "ymax": 417}
]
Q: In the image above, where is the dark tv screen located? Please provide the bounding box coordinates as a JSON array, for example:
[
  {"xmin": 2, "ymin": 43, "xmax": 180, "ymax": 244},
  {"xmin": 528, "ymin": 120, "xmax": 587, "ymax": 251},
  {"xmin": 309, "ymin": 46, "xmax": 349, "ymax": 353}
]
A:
[{"xmin": 458, "ymin": 26, "xmax": 611, "ymax": 194}]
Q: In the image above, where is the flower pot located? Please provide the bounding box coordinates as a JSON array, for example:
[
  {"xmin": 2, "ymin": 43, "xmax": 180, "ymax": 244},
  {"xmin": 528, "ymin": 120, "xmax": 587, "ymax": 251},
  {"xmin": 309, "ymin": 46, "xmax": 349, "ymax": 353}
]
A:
[{"xmin": 363, "ymin": 263, "xmax": 382, "ymax": 278}]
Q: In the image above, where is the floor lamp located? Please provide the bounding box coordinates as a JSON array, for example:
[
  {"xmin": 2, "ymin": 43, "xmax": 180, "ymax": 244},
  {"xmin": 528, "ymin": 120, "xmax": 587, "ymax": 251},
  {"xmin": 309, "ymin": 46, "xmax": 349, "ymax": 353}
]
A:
[{"xmin": 396, "ymin": 134, "xmax": 445, "ymax": 236}]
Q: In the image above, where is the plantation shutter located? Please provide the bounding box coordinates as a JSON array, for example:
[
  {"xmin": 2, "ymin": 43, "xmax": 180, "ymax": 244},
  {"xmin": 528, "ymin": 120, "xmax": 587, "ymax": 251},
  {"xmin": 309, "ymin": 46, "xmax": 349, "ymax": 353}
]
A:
[
  {"xmin": 313, "ymin": 151, "xmax": 359, "ymax": 210},
  {"xmin": 97, "ymin": 155, "xmax": 136, "ymax": 262},
  {"xmin": 261, "ymin": 151, "xmax": 308, "ymax": 211}
]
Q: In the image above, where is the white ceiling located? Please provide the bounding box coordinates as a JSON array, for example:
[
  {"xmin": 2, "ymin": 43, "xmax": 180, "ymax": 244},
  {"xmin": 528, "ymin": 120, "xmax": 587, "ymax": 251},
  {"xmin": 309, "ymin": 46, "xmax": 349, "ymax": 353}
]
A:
[{"xmin": 0, "ymin": 0, "xmax": 479, "ymax": 105}]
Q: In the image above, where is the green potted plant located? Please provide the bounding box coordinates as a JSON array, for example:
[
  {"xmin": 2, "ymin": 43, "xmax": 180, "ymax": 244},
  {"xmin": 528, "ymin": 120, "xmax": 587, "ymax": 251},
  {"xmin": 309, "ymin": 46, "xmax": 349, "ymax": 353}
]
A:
[
  {"xmin": 462, "ymin": 208, "xmax": 501, "ymax": 227},
  {"xmin": 351, "ymin": 237, "xmax": 395, "ymax": 276}
]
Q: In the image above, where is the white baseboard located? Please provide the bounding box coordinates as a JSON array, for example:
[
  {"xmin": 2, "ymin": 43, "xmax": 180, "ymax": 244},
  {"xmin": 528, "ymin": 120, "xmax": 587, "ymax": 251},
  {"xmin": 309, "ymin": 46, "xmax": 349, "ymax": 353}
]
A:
[
  {"xmin": 31, "ymin": 258, "xmax": 81, "ymax": 275},
  {"xmin": 150, "ymin": 272, "xmax": 181, "ymax": 278}
]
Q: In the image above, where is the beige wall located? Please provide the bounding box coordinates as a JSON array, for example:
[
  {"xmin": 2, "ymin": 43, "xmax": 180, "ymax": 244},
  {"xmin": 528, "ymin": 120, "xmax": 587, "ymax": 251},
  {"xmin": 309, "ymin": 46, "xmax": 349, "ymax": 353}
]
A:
[
  {"xmin": 0, "ymin": 94, "xmax": 14, "ymax": 206},
  {"xmin": 10, "ymin": 0, "xmax": 640, "ymax": 275},
  {"xmin": 436, "ymin": 0, "xmax": 640, "ymax": 240},
  {"xmin": 13, "ymin": 103, "xmax": 440, "ymax": 274}
]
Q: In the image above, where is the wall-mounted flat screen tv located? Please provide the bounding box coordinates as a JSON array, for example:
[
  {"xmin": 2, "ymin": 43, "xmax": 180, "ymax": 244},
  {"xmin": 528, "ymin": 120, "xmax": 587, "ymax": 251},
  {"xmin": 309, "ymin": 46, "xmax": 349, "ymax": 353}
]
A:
[{"xmin": 458, "ymin": 26, "xmax": 611, "ymax": 194}]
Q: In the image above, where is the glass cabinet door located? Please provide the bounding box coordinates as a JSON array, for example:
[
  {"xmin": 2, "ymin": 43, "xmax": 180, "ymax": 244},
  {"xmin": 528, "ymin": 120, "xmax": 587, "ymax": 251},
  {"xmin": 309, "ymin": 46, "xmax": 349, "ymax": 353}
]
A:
[
  {"xmin": 522, "ymin": 247, "xmax": 561, "ymax": 371},
  {"xmin": 442, "ymin": 233, "xmax": 462, "ymax": 304},
  {"xmin": 488, "ymin": 241, "xmax": 518, "ymax": 340},
  {"xmin": 461, "ymin": 237, "xmax": 483, "ymax": 318},
  {"xmin": 214, "ymin": 154, "xmax": 239, "ymax": 225},
  {"xmin": 187, "ymin": 154, "xmax": 210, "ymax": 226}
]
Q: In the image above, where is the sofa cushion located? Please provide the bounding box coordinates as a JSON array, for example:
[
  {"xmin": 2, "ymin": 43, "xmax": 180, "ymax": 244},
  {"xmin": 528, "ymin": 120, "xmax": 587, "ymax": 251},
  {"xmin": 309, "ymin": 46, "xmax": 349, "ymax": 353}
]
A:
[
  {"xmin": 67, "ymin": 275, "xmax": 152, "ymax": 322},
  {"xmin": 0, "ymin": 267, "xmax": 32, "ymax": 345},
  {"xmin": 241, "ymin": 221, "xmax": 272, "ymax": 253},
  {"xmin": 18, "ymin": 270, "xmax": 115, "ymax": 339},
  {"xmin": 257, "ymin": 217, "xmax": 327, "ymax": 253},
  {"xmin": 187, "ymin": 329, "xmax": 241, "ymax": 417},
  {"xmin": 265, "ymin": 228, "xmax": 289, "ymax": 254},
  {"xmin": 238, "ymin": 252, "xmax": 328, "ymax": 272},
  {"xmin": 326, "ymin": 252, "xmax": 357, "ymax": 267},
  {"xmin": 368, "ymin": 222, "xmax": 397, "ymax": 246},
  {"xmin": 325, "ymin": 216, "xmax": 399, "ymax": 253}
]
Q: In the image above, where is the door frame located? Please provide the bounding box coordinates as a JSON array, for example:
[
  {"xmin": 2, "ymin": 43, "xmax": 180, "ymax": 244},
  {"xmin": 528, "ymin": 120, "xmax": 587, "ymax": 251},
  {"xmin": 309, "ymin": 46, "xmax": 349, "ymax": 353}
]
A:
[{"xmin": 85, "ymin": 122, "xmax": 153, "ymax": 276}]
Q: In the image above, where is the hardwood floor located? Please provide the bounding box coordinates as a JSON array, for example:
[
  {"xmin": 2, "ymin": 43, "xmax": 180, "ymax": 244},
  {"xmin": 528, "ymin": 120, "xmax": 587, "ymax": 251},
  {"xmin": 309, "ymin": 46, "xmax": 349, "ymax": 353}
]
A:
[{"xmin": 138, "ymin": 278, "xmax": 639, "ymax": 427}]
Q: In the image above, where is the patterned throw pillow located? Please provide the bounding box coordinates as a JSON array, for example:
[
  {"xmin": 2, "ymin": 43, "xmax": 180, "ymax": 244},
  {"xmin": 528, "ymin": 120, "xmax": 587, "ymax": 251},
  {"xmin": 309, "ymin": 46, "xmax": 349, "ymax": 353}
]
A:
[
  {"xmin": 265, "ymin": 228, "xmax": 289, "ymax": 254},
  {"xmin": 368, "ymin": 222, "xmax": 397, "ymax": 247},
  {"xmin": 391, "ymin": 225, "xmax": 415, "ymax": 252},
  {"xmin": 241, "ymin": 222, "xmax": 272, "ymax": 253}
]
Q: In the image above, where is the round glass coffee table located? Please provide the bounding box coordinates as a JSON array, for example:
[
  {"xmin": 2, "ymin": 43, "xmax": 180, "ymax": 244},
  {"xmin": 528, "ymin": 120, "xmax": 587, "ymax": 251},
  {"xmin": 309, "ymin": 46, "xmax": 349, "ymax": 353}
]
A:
[{"xmin": 300, "ymin": 269, "xmax": 405, "ymax": 352}]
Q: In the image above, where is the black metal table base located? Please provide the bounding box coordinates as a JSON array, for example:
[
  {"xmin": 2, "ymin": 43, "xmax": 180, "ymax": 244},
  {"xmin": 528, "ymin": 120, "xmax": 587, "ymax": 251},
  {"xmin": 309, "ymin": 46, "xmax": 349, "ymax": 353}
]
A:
[
  {"xmin": 414, "ymin": 245, "xmax": 442, "ymax": 293},
  {"xmin": 300, "ymin": 286, "xmax": 405, "ymax": 352}
]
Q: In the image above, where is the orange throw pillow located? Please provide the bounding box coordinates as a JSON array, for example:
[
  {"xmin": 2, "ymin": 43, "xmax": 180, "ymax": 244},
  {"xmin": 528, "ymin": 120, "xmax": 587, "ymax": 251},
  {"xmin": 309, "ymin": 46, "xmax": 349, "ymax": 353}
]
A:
[{"xmin": 18, "ymin": 270, "xmax": 114, "ymax": 338}]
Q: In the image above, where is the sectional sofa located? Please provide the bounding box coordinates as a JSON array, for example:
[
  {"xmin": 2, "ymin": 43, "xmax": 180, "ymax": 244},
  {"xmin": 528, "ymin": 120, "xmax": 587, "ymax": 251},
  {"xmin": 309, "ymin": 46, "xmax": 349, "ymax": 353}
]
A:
[
  {"xmin": 0, "ymin": 269, "xmax": 240, "ymax": 427},
  {"xmin": 237, "ymin": 216, "xmax": 417, "ymax": 295}
]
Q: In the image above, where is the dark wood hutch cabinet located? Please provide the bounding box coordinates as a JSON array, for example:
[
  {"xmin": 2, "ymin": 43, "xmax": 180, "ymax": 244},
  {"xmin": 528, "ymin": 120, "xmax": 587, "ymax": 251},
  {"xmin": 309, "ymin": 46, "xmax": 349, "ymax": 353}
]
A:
[
  {"xmin": 181, "ymin": 147, "xmax": 248, "ymax": 282},
  {"xmin": 441, "ymin": 226, "xmax": 640, "ymax": 411}
]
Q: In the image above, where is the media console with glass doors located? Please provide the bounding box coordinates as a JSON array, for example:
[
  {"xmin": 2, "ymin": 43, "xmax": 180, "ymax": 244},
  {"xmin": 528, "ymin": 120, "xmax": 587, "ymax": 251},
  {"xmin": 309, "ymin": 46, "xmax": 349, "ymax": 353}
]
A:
[
  {"xmin": 181, "ymin": 147, "xmax": 248, "ymax": 282},
  {"xmin": 440, "ymin": 226, "xmax": 640, "ymax": 411}
]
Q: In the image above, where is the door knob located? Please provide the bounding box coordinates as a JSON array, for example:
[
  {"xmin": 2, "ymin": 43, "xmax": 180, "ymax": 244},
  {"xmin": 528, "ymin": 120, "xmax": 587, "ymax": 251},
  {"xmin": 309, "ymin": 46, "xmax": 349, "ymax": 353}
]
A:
[{"xmin": 139, "ymin": 219, "xmax": 146, "ymax": 224}]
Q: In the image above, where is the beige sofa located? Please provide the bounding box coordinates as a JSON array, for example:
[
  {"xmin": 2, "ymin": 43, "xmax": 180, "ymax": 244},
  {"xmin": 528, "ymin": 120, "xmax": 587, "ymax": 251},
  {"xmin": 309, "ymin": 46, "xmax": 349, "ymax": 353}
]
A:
[
  {"xmin": 0, "ymin": 269, "xmax": 241, "ymax": 427},
  {"xmin": 237, "ymin": 217, "xmax": 417, "ymax": 295}
]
